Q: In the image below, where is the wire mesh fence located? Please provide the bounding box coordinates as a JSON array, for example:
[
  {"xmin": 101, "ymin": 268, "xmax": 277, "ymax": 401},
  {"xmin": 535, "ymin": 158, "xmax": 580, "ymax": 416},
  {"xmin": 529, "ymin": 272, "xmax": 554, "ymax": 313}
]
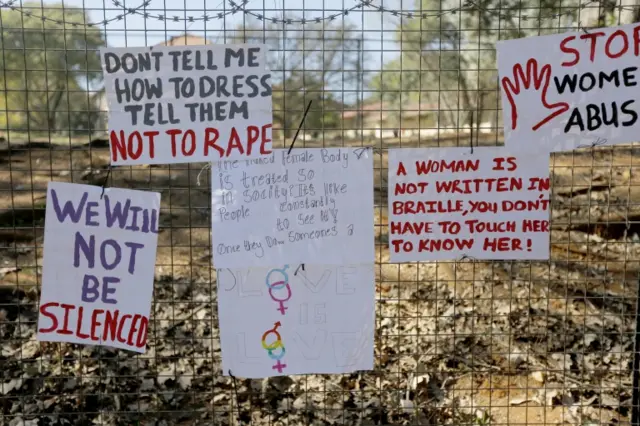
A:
[{"xmin": 0, "ymin": 0, "xmax": 639, "ymax": 425}]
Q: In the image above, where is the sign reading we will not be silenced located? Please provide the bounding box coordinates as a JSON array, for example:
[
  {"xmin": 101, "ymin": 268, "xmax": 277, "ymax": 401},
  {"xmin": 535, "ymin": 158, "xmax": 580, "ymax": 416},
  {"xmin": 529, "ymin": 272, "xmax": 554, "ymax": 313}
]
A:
[
  {"xmin": 388, "ymin": 148, "xmax": 550, "ymax": 262},
  {"xmin": 498, "ymin": 22, "xmax": 640, "ymax": 153},
  {"xmin": 100, "ymin": 44, "xmax": 272, "ymax": 165},
  {"xmin": 37, "ymin": 182, "xmax": 160, "ymax": 353}
]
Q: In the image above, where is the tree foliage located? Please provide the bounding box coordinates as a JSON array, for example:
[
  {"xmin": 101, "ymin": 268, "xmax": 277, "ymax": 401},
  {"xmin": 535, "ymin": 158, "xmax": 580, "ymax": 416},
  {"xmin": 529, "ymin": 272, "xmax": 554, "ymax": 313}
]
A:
[
  {"xmin": 229, "ymin": 20, "xmax": 364, "ymax": 139},
  {"xmin": 0, "ymin": 3, "xmax": 105, "ymax": 133}
]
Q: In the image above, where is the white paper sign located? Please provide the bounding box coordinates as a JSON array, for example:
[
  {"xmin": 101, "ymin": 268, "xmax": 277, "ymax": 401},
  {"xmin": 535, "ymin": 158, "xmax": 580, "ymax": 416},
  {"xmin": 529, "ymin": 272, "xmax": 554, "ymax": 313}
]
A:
[
  {"xmin": 100, "ymin": 44, "xmax": 272, "ymax": 165},
  {"xmin": 388, "ymin": 147, "xmax": 550, "ymax": 262},
  {"xmin": 210, "ymin": 148, "xmax": 374, "ymax": 268},
  {"xmin": 497, "ymin": 23, "xmax": 640, "ymax": 153},
  {"xmin": 37, "ymin": 182, "xmax": 160, "ymax": 353},
  {"xmin": 217, "ymin": 263, "xmax": 374, "ymax": 378}
]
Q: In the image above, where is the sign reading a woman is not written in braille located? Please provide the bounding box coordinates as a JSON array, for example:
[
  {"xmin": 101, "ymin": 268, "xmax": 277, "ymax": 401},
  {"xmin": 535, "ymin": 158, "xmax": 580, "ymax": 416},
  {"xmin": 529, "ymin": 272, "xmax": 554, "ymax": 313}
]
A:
[{"xmin": 388, "ymin": 147, "xmax": 551, "ymax": 262}]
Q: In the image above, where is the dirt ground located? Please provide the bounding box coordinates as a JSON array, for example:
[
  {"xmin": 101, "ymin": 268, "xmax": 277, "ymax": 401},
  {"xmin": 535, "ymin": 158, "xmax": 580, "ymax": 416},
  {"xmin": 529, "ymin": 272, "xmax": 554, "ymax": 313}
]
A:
[{"xmin": 0, "ymin": 132, "xmax": 637, "ymax": 425}]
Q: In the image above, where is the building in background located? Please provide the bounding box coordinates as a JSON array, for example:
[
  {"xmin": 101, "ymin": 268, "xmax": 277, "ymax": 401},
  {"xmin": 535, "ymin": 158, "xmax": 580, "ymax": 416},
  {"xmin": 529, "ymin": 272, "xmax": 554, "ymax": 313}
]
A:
[{"xmin": 340, "ymin": 101, "xmax": 495, "ymax": 140}]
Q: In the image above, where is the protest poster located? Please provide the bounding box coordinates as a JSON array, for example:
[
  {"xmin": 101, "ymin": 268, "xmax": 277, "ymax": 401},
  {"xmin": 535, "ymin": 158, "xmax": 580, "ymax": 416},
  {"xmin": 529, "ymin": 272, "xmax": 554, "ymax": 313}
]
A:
[
  {"xmin": 217, "ymin": 263, "xmax": 374, "ymax": 378},
  {"xmin": 37, "ymin": 182, "xmax": 160, "ymax": 353},
  {"xmin": 210, "ymin": 148, "xmax": 374, "ymax": 269},
  {"xmin": 100, "ymin": 44, "xmax": 272, "ymax": 165},
  {"xmin": 388, "ymin": 147, "xmax": 550, "ymax": 262},
  {"xmin": 497, "ymin": 22, "xmax": 640, "ymax": 152}
]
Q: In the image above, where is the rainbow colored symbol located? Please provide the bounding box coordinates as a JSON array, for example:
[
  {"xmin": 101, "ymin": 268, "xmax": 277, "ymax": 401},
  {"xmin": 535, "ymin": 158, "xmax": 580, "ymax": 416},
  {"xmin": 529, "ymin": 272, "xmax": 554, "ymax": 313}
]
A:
[{"xmin": 261, "ymin": 321, "xmax": 287, "ymax": 373}]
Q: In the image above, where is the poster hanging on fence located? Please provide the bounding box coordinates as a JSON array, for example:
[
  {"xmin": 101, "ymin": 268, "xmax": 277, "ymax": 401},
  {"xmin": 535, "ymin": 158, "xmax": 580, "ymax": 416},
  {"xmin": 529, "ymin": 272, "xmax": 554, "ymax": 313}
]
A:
[
  {"xmin": 387, "ymin": 147, "xmax": 550, "ymax": 262},
  {"xmin": 217, "ymin": 263, "xmax": 374, "ymax": 378},
  {"xmin": 37, "ymin": 182, "xmax": 160, "ymax": 353},
  {"xmin": 210, "ymin": 148, "xmax": 374, "ymax": 269},
  {"xmin": 497, "ymin": 22, "xmax": 640, "ymax": 152},
  {"xmin": 100, "ymin": 44, "xmax": 272, "ymax": 165}
]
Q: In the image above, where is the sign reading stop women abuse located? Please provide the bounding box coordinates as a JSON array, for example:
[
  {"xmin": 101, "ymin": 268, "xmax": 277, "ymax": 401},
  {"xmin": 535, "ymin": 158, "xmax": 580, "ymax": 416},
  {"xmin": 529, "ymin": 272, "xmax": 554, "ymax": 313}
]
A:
[
  {"xmin": 37, "ymin": 182, "xmax": 160, "ymax": 353},
  {"xmin": 100, "ymin": 44, "xmax": 273, "ymax": 165},
  {"xmin": 497, "ymin": 22, "xmax": 640, "ymax": 152}
]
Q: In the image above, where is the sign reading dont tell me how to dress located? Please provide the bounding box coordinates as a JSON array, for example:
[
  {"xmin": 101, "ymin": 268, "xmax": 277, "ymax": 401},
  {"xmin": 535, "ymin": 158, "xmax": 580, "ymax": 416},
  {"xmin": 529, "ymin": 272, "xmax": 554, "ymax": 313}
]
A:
[{"xmin": 101, "ymin": 44, "xmax": 273, "ymax": 165}]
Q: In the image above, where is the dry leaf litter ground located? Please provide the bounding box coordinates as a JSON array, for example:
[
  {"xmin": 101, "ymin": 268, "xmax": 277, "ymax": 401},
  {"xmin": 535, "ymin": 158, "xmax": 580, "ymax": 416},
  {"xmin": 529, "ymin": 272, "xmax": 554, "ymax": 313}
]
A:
[{"xmin": 0, "ymin": 135, "xmax": 636, "ymax": 425}]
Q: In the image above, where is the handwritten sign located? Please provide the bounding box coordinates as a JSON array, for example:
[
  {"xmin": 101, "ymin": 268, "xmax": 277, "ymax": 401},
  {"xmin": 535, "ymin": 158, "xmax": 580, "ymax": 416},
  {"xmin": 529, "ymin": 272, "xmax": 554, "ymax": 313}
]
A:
[
  {"xmin": 100, "ymin": 44, "xmax": 272, "ymax": 165},
  {"xmin": 210, "ymin": 148, "xmax": 374, "ymax": 268},
  {"xmin": 217, "ymin": 263, "xmax": 374, "ymax": 378},
  {"xmin": 388, "ymin": 147, "xmax": 550, "ymax": 262},
  {"xmin": 37, "ymin": 182, "xmax": 160, "ymax": 353},
  {"xmin": 497, "ymin": 23, "xmax": 640, "ymax": 152}
]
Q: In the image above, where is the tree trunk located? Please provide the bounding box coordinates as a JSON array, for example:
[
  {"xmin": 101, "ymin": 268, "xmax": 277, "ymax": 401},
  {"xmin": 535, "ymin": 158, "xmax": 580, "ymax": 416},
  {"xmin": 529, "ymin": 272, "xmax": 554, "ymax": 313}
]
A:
[
  {"xmin": 47, "ymin": 85, "xmax": 65, "ymax": 131},
  {"xmin": 457, "ymin": 60, "xmax": 474, "ymax": 128}
]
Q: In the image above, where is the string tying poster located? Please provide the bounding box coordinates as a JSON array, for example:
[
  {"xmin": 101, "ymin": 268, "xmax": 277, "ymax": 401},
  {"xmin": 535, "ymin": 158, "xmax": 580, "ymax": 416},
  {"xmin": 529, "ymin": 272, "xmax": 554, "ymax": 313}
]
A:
[
  {"xmin": 100, "ymin": 44, "xmax": 272, "ymax": 165},
  {"xmin": 388, "ymin": 147, "xmax": 550, "ymax": 262},
  {"xmin": 217, "ymin": 264, "xmax": 374, "ymax": 378},
  {"xmin": 210, "ymin": 148, "xmax": 374, "ymax": 268},
  {"xmin": 497, "ymin": 23, "xmax": 640, "ymax": 152},
  {"xmin": 37, "ymin": 182, "xmax": 160, "ymax": 353}
]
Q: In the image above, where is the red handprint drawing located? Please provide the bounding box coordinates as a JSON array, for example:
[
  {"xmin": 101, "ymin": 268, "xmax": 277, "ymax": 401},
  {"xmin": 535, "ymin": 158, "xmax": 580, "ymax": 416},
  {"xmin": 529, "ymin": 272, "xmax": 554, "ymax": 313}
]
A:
[{"xmin": 501, "ymin": 58, "xmax": 569, "ymax": 131}]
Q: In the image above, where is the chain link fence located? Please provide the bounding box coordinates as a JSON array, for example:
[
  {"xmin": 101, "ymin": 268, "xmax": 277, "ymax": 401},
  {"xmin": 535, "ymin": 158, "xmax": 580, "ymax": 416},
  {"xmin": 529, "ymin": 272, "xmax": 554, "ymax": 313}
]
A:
[{"xmin": 1, "ymin": 0, "xmax": 639, "ymax": 425}]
